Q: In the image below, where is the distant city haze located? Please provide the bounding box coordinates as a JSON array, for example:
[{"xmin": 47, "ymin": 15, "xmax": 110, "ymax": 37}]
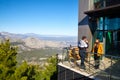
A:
[{"xmin": 0, "ymin": 0, "xmax": 78, "ymax": 36}]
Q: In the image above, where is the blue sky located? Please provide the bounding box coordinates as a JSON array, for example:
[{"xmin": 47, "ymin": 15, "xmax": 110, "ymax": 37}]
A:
[{"xmin": 0, "ymin": 0, "xmax": 78, "ymax": 36}]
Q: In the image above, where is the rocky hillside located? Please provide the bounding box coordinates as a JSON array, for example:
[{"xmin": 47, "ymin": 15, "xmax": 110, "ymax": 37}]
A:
[
  {"xmin": 23, "ymin": 37, "xmax": 65, "ymax": 49},
  {"xmin": 0, "ymin": 32, "xmax": 77, "ymax": 51}
]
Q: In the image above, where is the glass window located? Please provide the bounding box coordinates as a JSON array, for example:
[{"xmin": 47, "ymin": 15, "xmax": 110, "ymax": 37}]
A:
[
  {"xmin": 96, "ymin": 31, "xmax": 103, "ymax": 42},
  {"xmin": 106, "ymin": 0, "xmax": 120, "ymax": 7},
  {"xmin": 104, "ymin": 17, "xmax": 120, "ymax": 56},
  {"xmin": 105, "ymin": 17, "xmax": 120, "ymax": 30},
  {"xmin": 98, "ymin": 17, "xmax": 103, "ymax": 30},
  {"xmin": 92, "ymin": 16, "xmax": 120, "ymax": 56},
  {"xmin": 94, "ymin": 0, "xmax": 101, "ymax": 3},
  {"xmin": 94, "ymin": 0, "xmax": 105, "ymax": 9}
]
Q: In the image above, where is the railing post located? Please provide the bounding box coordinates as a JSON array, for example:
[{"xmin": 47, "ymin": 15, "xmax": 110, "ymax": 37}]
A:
[
  {"xmin": 62, "ymin": 49, "xmax": 64, "ymax": 64},
  {"xmin": 56, "ymin": 53, "xmax": 58, "ymax": 63},
  {"xmin": 65, "ymin": 69, "xmax": 66, "ymax": 80},
  {"xmin": 73, "ymin": 71, "xmax": 74, "ymax": 80},
  {"xmin": 89, "ymin": 52, "xmax": 91, "ymax": 73},
  {"xmin": 109, "ymin": 56, "xmax": 113, "ymax": 80}
]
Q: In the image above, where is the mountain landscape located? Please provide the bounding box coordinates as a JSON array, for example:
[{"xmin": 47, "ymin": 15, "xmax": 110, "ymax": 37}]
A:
[
  {"xmin": 0, "ymin": 32, "xmax": 77, "ymax": 51},
  {"xmin": 0, "ymin": 32, "xmax": 77, "ymax": 64}
]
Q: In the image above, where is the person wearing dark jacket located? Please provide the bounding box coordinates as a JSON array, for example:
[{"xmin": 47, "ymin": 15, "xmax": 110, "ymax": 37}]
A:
[{"xmin": 78, "ymin": 36, "xmax": 89, "ymax": 70}]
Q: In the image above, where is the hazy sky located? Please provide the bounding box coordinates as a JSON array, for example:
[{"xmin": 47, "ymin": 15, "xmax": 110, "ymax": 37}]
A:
[{"xmin": 0, "ymin": 0, "xmax": 78, "ymax": 36}]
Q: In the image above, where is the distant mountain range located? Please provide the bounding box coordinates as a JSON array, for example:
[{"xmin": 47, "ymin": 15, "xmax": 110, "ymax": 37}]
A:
[
  {"xmin": 23, "ymin": 33, "xmax": 77, "ymax": 42},
  {"xmin": 0, "ymin": 32, "xmax": 77, "ymax": 51}
]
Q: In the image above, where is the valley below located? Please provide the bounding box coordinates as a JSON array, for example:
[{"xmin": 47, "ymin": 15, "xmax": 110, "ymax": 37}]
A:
[{"xmin": 0, "ymin": 32, "xmax": 77, "ymax": 64}]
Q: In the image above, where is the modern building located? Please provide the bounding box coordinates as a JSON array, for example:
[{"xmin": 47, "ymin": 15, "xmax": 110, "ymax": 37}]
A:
[
  {"xmin": 78, "ymin": 0, "xmax": 120, "ymax": 56},
  {"xmin": 58, "ymin": 0, "xmax": 120, "ymax": 80}
]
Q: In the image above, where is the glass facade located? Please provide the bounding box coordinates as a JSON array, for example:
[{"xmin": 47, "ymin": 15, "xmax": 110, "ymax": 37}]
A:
[
  {"xmin": 95, "ymin": 17, "xmax": 120, "ymax": 55},
  {"xmin": 86, "ymin": 0, "xmax": 120, "ymax": 56},
  {"xmin": 105, "ymin": 17, "xmax": 120, "ymax": 30},
  {"xmin": 94, "ymin": 0, "xmax": 105, "ymax": 9},
  {"xmin": 94, "ymin": 0, "xmax": 120, "ymax": 9},
  {"xmin": 106, "ymin": 0, "xmax": 120, "ymax": 7}
]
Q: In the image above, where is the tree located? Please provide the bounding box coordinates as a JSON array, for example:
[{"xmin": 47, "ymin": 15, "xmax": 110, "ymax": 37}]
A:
[
  {"xmin": 12, "ymin": 61, "xmax": 36, "ymax": 80},
  {"xmin": 36, "ymin": 56, "xmax": 57, "ymax": 80},
  {"xmin": 34, "ymin": 56, "xmax": 57, "ymax": 80},
  {"xmin": 0, "ymin": 40, "xmax": 17, "ymax": 80},
  {"xmin": 0, "ymin": 40, "xmax": 57, "ymax": 80}
]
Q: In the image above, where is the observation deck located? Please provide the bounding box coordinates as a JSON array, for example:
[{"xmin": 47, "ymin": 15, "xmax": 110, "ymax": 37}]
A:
[{"xmin": 57, "ymin": 47, "xmax": 120, "ymax": 80}]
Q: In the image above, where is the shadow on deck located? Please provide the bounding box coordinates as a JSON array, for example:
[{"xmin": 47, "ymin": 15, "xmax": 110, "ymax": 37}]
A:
[{"xmin": 58, "ymin": 55, "xmax": 120, "ymax": 80}]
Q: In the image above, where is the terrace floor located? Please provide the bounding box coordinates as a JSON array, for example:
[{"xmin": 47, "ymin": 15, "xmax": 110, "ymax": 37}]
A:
[{"xmin": 58, "ymin": 56, "xmax": 120, "ymax": 80}]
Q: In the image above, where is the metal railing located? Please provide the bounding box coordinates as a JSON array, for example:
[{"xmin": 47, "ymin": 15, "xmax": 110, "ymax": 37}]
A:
[{"xmin": 57, "ymin": 47, "xmax": 120, "ymax": 80}]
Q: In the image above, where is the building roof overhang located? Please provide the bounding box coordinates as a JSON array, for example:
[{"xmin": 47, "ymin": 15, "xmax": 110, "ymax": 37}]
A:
[{"xmin": 84, "ymin": 4, "xmax": 120, "ymax": 17}]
